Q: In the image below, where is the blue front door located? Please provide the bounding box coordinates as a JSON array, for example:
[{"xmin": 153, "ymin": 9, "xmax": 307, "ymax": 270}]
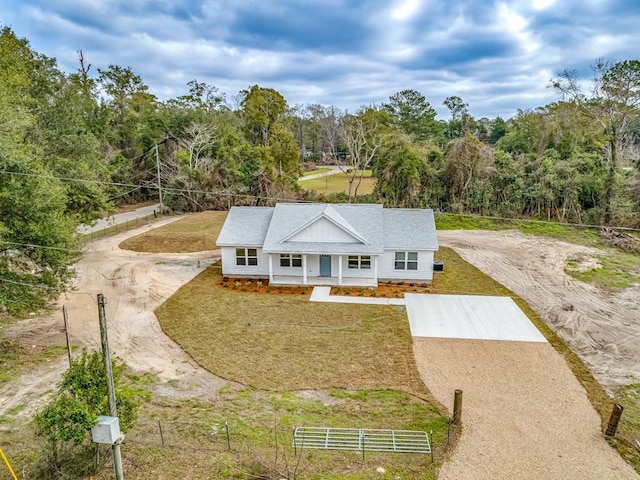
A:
[{"xmin": 319, "ymin": 255, "xmax": 331, "ymax": 276}]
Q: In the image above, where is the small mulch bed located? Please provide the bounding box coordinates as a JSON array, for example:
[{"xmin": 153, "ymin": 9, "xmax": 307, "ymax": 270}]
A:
[{"xmin": 217, "ymin": 277, "xmax": 435, "ymax": 298}]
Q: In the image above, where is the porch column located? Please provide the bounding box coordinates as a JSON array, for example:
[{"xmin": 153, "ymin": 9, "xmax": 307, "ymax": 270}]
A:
[
  {"xmin": 374, "ymin": 256, "xmax": 379, "ymax": 283},
  {"xmin": 302, "ymin": 254, "xmax": 308, "ymax": 285},
  {"xmin": 268, "ymin": 254, "xmax": 273, "ymax": 283},
  {"xmin": 338, "ymin": 255, "xmax": 343, "ymax": 285}
]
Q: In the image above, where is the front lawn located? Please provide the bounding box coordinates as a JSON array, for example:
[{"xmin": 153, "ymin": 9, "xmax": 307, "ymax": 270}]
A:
[{"xmin": 156, "ymin": 265, "xmax": 432, "ymax": 401}]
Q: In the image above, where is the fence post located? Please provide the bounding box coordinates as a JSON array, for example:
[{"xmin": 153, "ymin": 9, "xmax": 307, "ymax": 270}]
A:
[
  {"xmin": 430, "ymin": 430, "xmax": 434, "ymax": 463},
  {"xmin": 605, "ymin": 404, "xmax": 624, "ymax": 437},
  {"xmin": 452, "ymin": 389, "xmax": 463, "ymax": 426},
  {"xmin": 157, "ymin": 419, "xmax": 164, "ymax": 445},
  {"xmin": 225, "ymin": 421, "xmax": 231, "ymax": 450}
]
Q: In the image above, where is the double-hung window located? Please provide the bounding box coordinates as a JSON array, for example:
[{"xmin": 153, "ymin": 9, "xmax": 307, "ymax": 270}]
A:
[
  {"xmin": 280, "ymin": 254, "xmax": 302, "ymax": 267},
  {"xmin": 394, "ymin": 252, "xmax": 418, "ymax": 270},
  {"xmin": 236, "ymin": 248, "xmax": 258, "ymax": 266},
  {"xmin": 348, "ymin": 255, "xmax": 371, "ymax": 269}
]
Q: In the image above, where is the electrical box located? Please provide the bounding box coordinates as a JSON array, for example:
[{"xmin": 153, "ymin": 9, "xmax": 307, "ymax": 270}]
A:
[{"xmin": 91, "ymin": 416, "xmax": 121, "ymax": 444}]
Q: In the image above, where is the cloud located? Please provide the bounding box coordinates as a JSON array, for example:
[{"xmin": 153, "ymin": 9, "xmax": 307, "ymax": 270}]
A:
[{"xmin": 1, "ymin": 0, "xmax": 639, "ymax": 119}]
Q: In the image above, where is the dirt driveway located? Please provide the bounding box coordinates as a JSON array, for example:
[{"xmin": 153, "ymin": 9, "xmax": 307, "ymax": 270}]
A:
[
  {"xmin": 439, "ymin": 229, "xmax": 640, "ymax": 392},
  {"xmin": 0, "ymin": 218, "xmax": 226, "ymax": 420},
  {"xmin": 415, "ymin": 338, "xmax": 638, "ymax": 480}
]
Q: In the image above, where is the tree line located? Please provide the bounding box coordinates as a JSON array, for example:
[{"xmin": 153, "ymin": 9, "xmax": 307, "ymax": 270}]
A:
[{"xmin": 1, "ymin": 25, "xmax": 639, "ymax": 314}]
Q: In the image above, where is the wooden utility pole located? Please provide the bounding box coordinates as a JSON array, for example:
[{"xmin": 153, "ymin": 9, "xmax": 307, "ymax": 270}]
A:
[
  {"xmin": 155, "ymin": 144, "xmax": 164, "ymax": 214},
  {"xmin": 97, "ymin": 294, "xmax": 124, "ymax": 480}
]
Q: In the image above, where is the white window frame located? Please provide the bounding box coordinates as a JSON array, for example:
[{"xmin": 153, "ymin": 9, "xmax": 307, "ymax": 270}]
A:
[
  {"xmin": 280, "ymin": 254, "xmax": 302, "ymax": 268},
  {"xmin": 347, "ymin": 255, "xmax": 371, "ymax": 269},
  {"xmin": 236, "ymin": 248, "xmax": 258, "ymax": 266},
  {"xmin": 394, "ymin": 251, "xmax": 418, "ymax": 271}
]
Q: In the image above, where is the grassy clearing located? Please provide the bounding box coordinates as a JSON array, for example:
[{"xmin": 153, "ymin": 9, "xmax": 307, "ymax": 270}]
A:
[
  {"xmin": 156, "ymin": 265, "xmax": 431, "ymax": 401},
  {"xmin": 301, "ymin": 170, "xmax": 375, "ymax": 195},
  {"xmin": 119, "ymin": 211, "xmax": 227, "ymax": 253}
]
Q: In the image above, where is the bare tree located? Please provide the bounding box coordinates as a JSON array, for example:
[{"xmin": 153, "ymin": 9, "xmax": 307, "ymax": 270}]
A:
[
  {"xmin": 182, "ymin": 122, "xmax": 217, "ymax": 170},
  {"xmin": 339, "ymin": 113, "xmax": 384, "ymax": 202}
]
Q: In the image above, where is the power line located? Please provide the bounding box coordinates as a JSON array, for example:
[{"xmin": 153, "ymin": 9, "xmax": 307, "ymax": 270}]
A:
[
  {"xmin": 0, "ymin": 240, "xmax": 83, "ymax": 253},
  {"xmin": 0, "ymin": 277, "xmax": 59, "ymax": 291},
  {"xmin": 2, "ymin": 165, "xmax": 640, "ymax": 232}
]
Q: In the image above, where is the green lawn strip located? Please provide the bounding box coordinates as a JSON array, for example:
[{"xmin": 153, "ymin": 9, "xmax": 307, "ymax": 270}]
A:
[
  {"xmin": 156, "ymin": 267, "xmax": 431, "ymax": 402},
  {"xmin": 301, "ymin": 171, "xmax": 375, "ymax": 195},
  {"xmin": 434, "ymin": 246, "xmax": 639, "ymax": 471},
  {"xmin": 119, "ymin": 211, "xmax": 227, "ymax": 253},
  {"xmin": 122, "ymin": 389, "xmax": 445, "ymax": 479},
  {"xmin": 435, "ymin": 212, "xmax": 603, "ymax": 248},
  {"xmin": 612, "ymin": 383, "xmax": 640, "ymax": 472}
]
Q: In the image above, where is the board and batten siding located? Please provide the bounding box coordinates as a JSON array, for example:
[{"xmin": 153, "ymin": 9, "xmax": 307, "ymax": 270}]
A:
[
  {"xmin": 377, "ymin": 250, "xmax": 435, "ymax": 282},
  {"xmin": 288, "ymin": 217, "xmax": 360, "ymax": 243},
  {"xmin": 220, "ymin": 246, "xmax": 270, "ymax": 277}
]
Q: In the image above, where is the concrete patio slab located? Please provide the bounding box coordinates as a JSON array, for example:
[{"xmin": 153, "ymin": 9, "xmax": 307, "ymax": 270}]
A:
[{"xmin": 405, "ymin": 293, "xmax": 547, "ymax": 342}]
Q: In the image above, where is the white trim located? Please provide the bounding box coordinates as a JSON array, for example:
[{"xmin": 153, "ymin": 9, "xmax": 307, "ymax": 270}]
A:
[
  {"xmin": 303, "ymin": 254, "xmax": 308, "ymax": 284},
  {"xmin": 374, "ymin": 256, "xmax": 378, "ymax": 282},
  {"xmin": 268, "ymin": 254, "xmax": 273, "ymax": 282}
]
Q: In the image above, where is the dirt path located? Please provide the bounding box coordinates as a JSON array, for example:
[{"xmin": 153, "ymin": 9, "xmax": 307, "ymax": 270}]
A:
[
  {"xmin": 414, "ymin": 338, "xmax": 638, "ymax": 480},
  {"xmin": 0, "ymin": 217, "xmax": 227, "ymax": 421},
  {"xmin": 438, "ymin": 230, "xmax": 640, "ymax": 392}
]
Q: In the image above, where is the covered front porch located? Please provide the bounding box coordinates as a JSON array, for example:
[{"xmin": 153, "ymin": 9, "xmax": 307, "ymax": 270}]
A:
[
  {"xmin": 269, "ymin": 275, "xmax": 378, "ymax": 287},
  {"xmin": 266, "ymin": 252, "xmax": 379, "ymax": 287}
]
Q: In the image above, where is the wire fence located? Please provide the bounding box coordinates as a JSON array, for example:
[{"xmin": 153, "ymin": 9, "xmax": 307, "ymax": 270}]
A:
[{"xmin": 81, "ymin": 212, "xmax": 159, "ymax": 240}]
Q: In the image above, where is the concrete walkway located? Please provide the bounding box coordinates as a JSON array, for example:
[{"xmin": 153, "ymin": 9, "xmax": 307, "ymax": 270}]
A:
[{"xmin": 310, "ymin": 286, "xmax": 405, "ymax": 305}]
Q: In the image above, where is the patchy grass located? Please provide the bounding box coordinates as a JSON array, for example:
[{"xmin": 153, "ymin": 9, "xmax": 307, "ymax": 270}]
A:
[
  {"xmin": 301, "ymin": 170, "xmax": 375, "ymax": 195},
  {"xmin": 0, "ymin": 340, "xmax": 67, "ymax": 386},
  {"xmin": 117, "ymin": 389, "xmax": 447, "ymax": 480},
  {"xmin": 566, "ymin": 251, "xmax": 640, "ymax": 292},
  {"xmin": 119, "ymin": 211, "xmax": 227, "ymax": 253},
  {"xmin": 156, "ymin": 265, "xmax": 432, "ymax": 401}
]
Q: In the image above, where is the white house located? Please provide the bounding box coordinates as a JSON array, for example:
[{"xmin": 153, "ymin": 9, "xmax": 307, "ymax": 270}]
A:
[{"xmin": 216, "ymin": 203, "xmax": 439, "ymax": 287}]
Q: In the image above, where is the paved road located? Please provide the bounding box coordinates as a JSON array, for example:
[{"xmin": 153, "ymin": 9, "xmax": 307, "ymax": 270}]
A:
[
  {"xmin": 298, "ymin": 166, "xmax": 343, "ymax": 181},
  {"xmin": 77, "ymin": 203, "xmax": 161, "ymax": 234}
]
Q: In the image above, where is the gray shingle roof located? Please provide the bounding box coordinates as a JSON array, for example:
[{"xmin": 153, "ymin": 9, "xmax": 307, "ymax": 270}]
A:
[
  {"xmin": 215, "ymin": 206, "xmax": 274, "ymax": 246},
  {"xmin": 215, "ymin": 203, "xmax": 438, "ymax": 252},
  {"xmin": 383, "ymin": 208, "xmax": 438, "ymax": 250},
  {"xmin": 263, "ymin": 203, "xmax": 384, "ymax": 254}
]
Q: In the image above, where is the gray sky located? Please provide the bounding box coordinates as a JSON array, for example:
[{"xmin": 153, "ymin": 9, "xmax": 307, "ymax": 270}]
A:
[{"xmin": 2, "ymin": 0, "xmax": 639, "ymax": 119}]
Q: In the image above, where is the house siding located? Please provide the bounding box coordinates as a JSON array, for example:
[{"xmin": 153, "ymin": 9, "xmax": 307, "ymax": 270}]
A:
[
  {"xmin": 378, "ymin": 250, "xmax": 434, "ymax": 282},
  {"xmin": 220, "ymin": 246, "xmax": 270, "ymax": 277}
]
